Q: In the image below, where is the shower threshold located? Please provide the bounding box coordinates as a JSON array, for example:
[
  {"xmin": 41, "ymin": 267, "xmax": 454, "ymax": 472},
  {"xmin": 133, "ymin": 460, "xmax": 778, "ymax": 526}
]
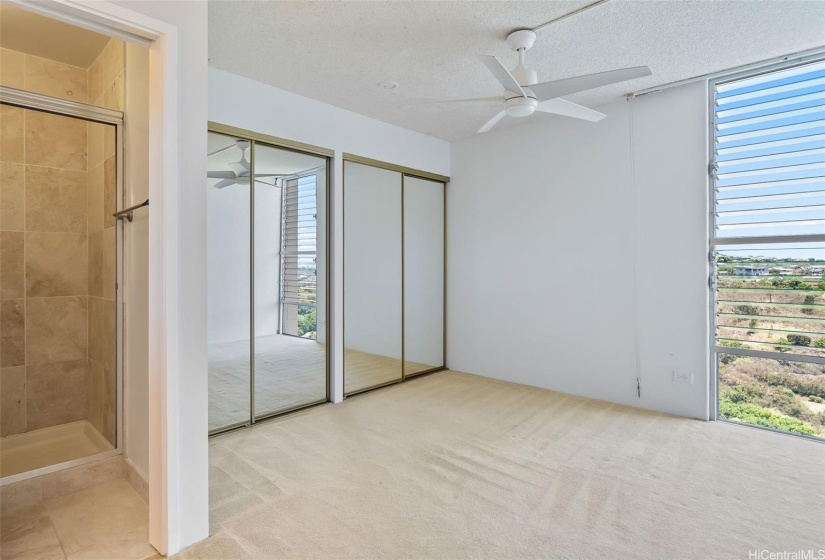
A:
[{"xmin": 0, "ymin": 420, "xmax": 114, "ymax": 478}]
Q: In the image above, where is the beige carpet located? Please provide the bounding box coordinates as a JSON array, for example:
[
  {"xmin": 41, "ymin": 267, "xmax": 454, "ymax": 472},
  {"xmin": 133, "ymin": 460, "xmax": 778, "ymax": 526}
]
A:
[{"xmin": 181, "ymin": 371, "xmax": 825, "ymax": 559}]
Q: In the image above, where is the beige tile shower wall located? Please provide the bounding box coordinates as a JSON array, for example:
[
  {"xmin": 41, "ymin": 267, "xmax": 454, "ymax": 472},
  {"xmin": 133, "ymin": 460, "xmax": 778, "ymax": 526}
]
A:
[
  {"xmin": 0, "ymin": 41, "xmax": 120, "ymax": 443},
  {"xmin": 0, "ymin": 47, "xmax": 88, "ymax": 102},
  {"xmin": 86, "ymin": 38, "xmax": 123, "ymax": 444}
]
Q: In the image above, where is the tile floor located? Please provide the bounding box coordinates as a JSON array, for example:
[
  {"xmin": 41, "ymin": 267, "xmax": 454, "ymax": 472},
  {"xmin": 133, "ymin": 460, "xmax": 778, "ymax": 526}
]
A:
[{"xmin": 0, "ymin": 479, "xmax": 157, "ymax": 560}]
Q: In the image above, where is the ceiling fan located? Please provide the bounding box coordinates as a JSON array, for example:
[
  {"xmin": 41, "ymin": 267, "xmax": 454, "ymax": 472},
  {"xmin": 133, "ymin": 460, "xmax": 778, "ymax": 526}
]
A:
[
  {"xmin": 207, "ymin": 140, "xmax": 287, "ymax": 189},
  {"xmin": 443, "ymin": 30, "xmax": 651, "ymax": 134}
]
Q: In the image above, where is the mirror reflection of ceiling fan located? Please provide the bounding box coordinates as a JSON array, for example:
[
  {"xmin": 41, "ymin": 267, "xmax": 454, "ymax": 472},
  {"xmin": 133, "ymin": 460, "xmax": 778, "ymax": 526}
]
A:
[{"xmin": 207, "ymin": 140, "xmax": 289, "ymax": 189}]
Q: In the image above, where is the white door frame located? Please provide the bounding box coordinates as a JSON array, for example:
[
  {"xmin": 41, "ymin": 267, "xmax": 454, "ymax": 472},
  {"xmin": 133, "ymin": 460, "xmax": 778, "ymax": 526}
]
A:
[{"xmin": 8, "ymin": 0, "xmax": 182, "ymax": 554}]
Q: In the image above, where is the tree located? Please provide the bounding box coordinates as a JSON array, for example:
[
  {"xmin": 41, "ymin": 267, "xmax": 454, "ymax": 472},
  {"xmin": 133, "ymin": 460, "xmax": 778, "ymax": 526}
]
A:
[{"xmin": 298, "ymin": 310, "xmax": 317, "ymax": 337}]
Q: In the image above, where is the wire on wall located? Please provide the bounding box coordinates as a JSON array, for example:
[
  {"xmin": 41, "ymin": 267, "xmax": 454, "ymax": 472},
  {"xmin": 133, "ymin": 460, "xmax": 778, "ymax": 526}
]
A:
[
  {"xmin": 627, "ymin": 95, "xmax": 643, "ymax": 398},
  {"xmin": 530, "ymin": 0, "xmax": 612, "ymax": 33}
]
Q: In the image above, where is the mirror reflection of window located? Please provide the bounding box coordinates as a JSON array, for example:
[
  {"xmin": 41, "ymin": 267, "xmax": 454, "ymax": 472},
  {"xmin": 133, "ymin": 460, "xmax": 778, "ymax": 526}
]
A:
[{"xmin": 254, "ymin": 143, "xmax": 327, "ymax": 419}]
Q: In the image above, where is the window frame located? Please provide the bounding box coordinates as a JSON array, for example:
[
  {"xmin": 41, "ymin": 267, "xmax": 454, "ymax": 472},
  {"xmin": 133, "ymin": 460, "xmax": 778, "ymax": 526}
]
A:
[
  {"xmin": 279, "ymin": 170, "xmax": 321, "ymax": 338},
  {"xmin": 707, "ymin": 54, "xmax": 825, "ymax": 429}
]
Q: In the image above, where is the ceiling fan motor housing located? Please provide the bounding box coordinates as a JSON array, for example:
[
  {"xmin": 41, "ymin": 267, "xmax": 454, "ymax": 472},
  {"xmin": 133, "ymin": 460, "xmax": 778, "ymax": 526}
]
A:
[
  {"xmin": 504, "ymin": 94, "xmax": 537, "ymax": 117},
  {"xmin": 511, "ymin": 65, "xmax": 538, "ymax": 87}
]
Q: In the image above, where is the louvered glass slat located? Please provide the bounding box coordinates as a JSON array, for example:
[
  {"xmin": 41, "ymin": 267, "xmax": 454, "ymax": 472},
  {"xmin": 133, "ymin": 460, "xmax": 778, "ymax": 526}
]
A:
[
  {"xmin": 281, "ymin": 175, "xmax": 318, "ymax": 311},
  {"xmin": 717, "ymin": 91, "xmax": 825, "ymax": 124},
  {"xmin": 717, "ymin": 190, "xmax": 825, "ymax": 206},
  {"xmin": 716, "ymin": 106, "xmax": 825, "ymax": 138},
  {"xmin": 716, "ymin": 121, "xmax": 823, "ymax": 149},
  {"xmin": 714, "ymin": 243, "xmax": 825, "ymax": 366},
  {"xmin": 716, "ymin": 64, "xmax": 825, "ymax": 99},
  {"xmin": 716, "ymin": 163, "xmax": 825, "ymax": 190},
  {"xmin": 717, "ymin": 134, "xmax": 825, "ymax": 160},
  {"xmin": 717, "ymin": 148, "xmax": 825, "ymax": 174},
  {"xmin": 716, "ymin": 76, "xmax": 825, "ymax": 111}
]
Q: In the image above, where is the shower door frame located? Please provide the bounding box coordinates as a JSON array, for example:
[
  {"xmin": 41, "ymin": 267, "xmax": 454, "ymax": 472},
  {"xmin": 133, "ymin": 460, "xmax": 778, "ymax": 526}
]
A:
[{"xmin": 0, "ymin": 86, "xmax": 125, "ymax": 485}]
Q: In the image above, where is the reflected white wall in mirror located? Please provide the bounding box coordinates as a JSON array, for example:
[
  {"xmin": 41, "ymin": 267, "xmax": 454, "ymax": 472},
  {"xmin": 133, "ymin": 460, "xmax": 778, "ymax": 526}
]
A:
[
  {"xmin": 343, "ymin": 161, "xmax": 402, "ymax": 393},
  {"xmin": 404, "ymin": 177, "xmax": 445, "ymax": 375},
  {"xmin": 207, "ymin": 132, "xmax": 251, "ymax": 430}
]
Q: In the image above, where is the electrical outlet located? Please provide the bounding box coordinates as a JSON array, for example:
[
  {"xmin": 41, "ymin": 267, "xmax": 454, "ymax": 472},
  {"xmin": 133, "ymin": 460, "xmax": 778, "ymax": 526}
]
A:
[{"xmin": 673, "ymin": 371, "xmax": 693, "ymax": 384}]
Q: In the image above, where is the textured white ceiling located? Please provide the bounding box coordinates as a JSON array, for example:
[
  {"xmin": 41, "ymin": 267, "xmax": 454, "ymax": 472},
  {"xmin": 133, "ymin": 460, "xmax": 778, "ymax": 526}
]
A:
[{"xmin": 209, "ymin": 0, "xmax": 825, "ymax": 141}]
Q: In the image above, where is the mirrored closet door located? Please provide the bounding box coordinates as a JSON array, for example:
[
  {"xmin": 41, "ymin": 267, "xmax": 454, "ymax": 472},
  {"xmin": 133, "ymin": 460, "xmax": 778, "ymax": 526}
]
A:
[
  {"xmin": 404, "ymin": 176, "xmax": 445, "ymax": 376},
  {"xmin": 343, "ymin": 158, "xmax": 447, "ymax": 396},
  {"xmin": 253, "ymin": 143, "xmax": 328, "ymax": 419},
  {"xmin": 207, "ymin": 127, "xmax": 330, "ymax": 434},
  {"xmin": 343, "ymin": 163, "xmax": 403, "ymax": 394}
]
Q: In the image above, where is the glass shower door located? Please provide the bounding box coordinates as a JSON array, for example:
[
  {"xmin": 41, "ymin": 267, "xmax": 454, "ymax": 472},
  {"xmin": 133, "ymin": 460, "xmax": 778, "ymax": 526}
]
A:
[{"xmin": 0, "ymin": 104, "xmax": 118, "ymax": 478}]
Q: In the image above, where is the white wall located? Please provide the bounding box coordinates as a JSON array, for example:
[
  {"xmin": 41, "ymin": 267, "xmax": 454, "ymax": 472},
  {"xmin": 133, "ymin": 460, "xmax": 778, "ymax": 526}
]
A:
[
  {"xmin": 209, "ymin": 67, "xmax": 450, "ymax": 401},
  {"xmin": 448, "ymin": 81, "xmax": 709, "ymax": 420}
]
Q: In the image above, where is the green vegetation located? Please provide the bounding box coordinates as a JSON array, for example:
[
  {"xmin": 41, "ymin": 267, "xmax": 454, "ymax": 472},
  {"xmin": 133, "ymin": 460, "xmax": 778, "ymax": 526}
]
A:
[
  {"xmin": 718, "ymin": 275, "xmax": 823, "ymax": 292},
  {"xmin": 774, "ymin": 338, "xmax": 791, "ymax": 352},
  {"xmin": 787, "ymin": 334, "xmax": 812, "ymax": 346},
  {"xmin": 735, "ymin": 304, "xmax": 760, "ymax": 315},
  {"xmin": 720, "ymin": 394, "xmax": 817, "ymax": 436},
  {"xmin": 718, "ymin": 340, "xmax": 747, "ymax": 364},
  {"xmin": 719, "ymin": 355, "xmax": 825, "ymax": 437},
  {"xmin": 297, "ymin": 307, "xmax": 316, "ymax": 338}
]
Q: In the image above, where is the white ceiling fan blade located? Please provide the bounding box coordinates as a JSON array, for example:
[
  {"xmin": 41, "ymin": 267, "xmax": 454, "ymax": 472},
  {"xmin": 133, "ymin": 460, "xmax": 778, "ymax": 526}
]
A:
[
  {"xmin": 480, "ymin": 56, "xmax": 526, "ymax": 97},
  {"xmin": 409, "ymin": 97, "xmax": 501, "ymax": 106},
  {"xmin": 536, "ymin": 99, "xmax": 606, "ymax": 122},
  {"xmin": 478, "ymin": 110, "xmax": 507, "ymax": 134},
  {"xmin": 531, "ymin": 66, "xmax": 652, "ymax": 102},
  {"xmin": 207, "ymin": 170, "xmax": 235, "ymax": 179},
  {"xmin": 228, "ymin": 160, "xmax": 249, "ymax": 176},
  {"xmin": 212, "ymin": 178, "xmax": 237, "ymax": 189}
]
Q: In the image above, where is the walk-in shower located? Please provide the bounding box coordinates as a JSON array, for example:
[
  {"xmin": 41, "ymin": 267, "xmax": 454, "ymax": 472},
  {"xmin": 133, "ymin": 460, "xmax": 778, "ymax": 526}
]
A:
[{"xmin": 0, "ymin": 87, "xmax": 123, "ymax": 482}]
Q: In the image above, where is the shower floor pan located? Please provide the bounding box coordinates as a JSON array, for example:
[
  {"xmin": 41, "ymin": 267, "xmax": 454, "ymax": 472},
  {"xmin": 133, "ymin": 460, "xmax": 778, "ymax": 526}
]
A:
[{"xmin": 0, "ymin": 420, "xmax": 114, "ymax": 478}]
